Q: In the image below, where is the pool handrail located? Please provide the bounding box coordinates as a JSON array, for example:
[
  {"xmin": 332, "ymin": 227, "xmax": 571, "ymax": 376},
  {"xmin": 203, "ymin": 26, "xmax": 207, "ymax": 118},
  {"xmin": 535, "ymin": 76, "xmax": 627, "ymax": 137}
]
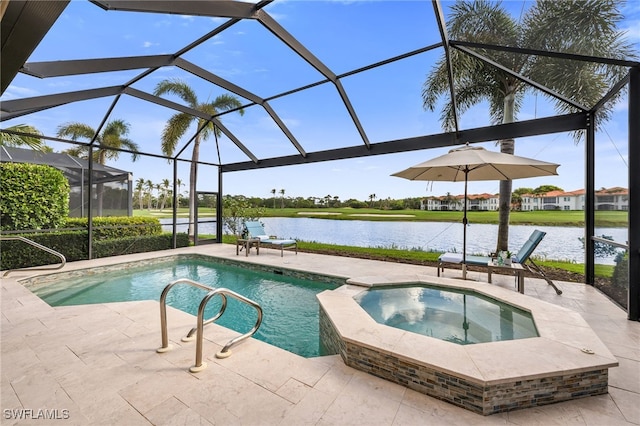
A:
[
  {"xmin": 157, "ymin": 278, "xmax": 228, "ymax": 354},
  {"xmin": 156, "ymin": 278, "xmax": 263, "ymax": 373},
  {"xmin": 1, "ymin": 236, "xmax": 66, "ymax": 276}
]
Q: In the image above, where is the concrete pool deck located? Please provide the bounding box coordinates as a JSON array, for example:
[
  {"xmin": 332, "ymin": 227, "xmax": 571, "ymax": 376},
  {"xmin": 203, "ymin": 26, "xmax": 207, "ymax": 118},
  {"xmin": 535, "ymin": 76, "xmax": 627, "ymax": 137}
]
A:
[{"xmin": 1, "ymin": 245, "xmax": 639, "ymax": 425}]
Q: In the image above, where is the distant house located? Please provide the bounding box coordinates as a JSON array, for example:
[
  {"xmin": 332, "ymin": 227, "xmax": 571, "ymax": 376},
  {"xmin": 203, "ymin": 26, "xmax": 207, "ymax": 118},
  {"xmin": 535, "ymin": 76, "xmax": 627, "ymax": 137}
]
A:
[
  {"xmin": 520, "ymin": 189, "xmax": 584, "ymax": 211},
  {"xmin": 422, "ymin": 193, "xmax": 498, "ymax": 211},
  {"xmin": 422, "ymin": 187, "xmax": 628, "ymax": 212},
  {"xmin": 594, "ymin": 187, "xmax": 629, "ymax": 211},
  {"xmin": 520, "ymin": 187, "xmax": 627, "ymax": 211}
]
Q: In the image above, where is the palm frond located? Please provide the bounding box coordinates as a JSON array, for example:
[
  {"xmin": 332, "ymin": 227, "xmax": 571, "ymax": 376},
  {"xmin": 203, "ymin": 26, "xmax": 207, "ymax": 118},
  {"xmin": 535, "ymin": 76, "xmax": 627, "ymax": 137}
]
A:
[
  {"xmin": 161, "ymin": 113, "xmax": 193, "ymax": 156},
  {"xmin": 61, "ymin": 146, "xmax": 89, "ymax": 159},
  {"xmin": 153, "ymin": 78, "xmax": 198, "ymax": 108},
  {"xmin": 0, "ymin": 124, "xmax": 46, "ymax": 151},
  {"xmin": 522, "ymin": 0, "xmax": 637, "ymax": 140},
  {"xmin": 56, "ymin": 122, "xmax": 96, "ymax": 141}
]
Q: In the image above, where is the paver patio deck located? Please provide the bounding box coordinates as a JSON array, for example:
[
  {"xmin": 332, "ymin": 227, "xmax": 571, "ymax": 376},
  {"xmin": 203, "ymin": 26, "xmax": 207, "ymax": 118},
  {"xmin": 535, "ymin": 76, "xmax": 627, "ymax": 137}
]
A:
[{"xmin": 2, "ymin": 245, "xmax": 638, "ymax": 425}]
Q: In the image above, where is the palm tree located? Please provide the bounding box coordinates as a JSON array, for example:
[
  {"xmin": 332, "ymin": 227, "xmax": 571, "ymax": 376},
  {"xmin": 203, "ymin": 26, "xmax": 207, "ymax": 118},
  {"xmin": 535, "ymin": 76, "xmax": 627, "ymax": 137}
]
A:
[
  {"xmin": 154, "ymin": 78, "xmax": 244, "ymax": 240},
  {"xmin": 279, "ymin": 189, "xmax": 285, "ymax": 208},
  {"xmin": 422, "ymin": 0, "xmax": 633, "ymax": 252},
  {"xmin": 1, "ymin": 124, "xmax": 49, "ymax": 151},
  {"xmin": 271, "ymin": 188, "xmax": 277, "ymax": 208},
  {"xmin": 57, "ymin": 119, "xmax": 139, "ymax": 216},
  {"xmin": 368, "ymin": 193, "xmax": 376, "ymax": 208},
  {"xmin": 135, "ymin": 177, "xmax": 145, "ymax": 210},
  {"xmin": 158, "ymin": 179, "xmax": 171, "ymax": 210},
  {"xmin": 176, "ymin": 179, "xmax": 185, "ymax": 207},
  {"xmin": 145, "ymin": 179, "xmax": 154, "ymax": 210}
]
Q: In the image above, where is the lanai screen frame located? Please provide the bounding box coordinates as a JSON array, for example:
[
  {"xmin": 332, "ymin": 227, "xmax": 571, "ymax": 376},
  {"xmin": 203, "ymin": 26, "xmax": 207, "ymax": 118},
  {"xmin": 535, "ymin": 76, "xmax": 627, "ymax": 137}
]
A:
[{"xmin": 1, "ymin": 0, "xmax": 638, "ymax": 320}]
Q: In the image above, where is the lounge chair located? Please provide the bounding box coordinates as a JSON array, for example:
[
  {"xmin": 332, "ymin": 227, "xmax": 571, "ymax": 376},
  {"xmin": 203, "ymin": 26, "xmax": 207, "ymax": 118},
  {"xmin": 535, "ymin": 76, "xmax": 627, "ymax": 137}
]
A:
[
  {"xmin": 243, "ymin": 221, "xmax": 298, "ymax": 257},
  {"xmin": 437, "ymin": 229, "xmax": 562, "ymax": 294}
]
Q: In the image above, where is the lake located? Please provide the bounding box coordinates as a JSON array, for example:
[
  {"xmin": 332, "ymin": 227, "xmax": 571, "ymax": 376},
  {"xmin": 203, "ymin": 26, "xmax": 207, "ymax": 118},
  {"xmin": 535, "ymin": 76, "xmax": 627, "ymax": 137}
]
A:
[{"xmin": 161, "ymin": 217, "xmax": 628, "ymax": 265}]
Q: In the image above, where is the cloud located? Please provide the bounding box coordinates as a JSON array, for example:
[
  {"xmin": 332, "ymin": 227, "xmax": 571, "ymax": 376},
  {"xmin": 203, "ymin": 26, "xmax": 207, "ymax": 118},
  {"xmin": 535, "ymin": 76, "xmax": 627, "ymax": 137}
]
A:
[
  {"xmin": 154, "ymin": 19, "xmax": 172, "ymax": 27},
  {"xmin": 282, "ymin": 118, "xmax": 301, "ymax": 127},
  {"xmin": 142, "ymin": 41, "xmax": 159, "ymax": 48},
  {"xmin": 2, "ymin": 85, "xmax": 40, "ymax": 99},
  {"xmin": 209, "ymin": 35, "xmax": 224, "ymax": 46}
]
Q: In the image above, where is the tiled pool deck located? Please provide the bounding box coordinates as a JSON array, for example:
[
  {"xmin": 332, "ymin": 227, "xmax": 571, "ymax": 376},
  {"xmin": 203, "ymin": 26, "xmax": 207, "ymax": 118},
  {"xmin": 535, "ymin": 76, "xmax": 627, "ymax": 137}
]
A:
[{"xmin": 2, "ymin": 245, "xmax": 639, "ymax": 425}]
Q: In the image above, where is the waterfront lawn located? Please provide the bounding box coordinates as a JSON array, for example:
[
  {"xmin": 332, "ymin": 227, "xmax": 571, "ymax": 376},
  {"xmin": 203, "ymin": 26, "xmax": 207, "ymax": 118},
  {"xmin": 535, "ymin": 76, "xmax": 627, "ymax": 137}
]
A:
[
  {"xmin": 135, "ymin": 208, "xmax": 627, "ymax": 227},
  {"xmin": 262, "ymin": 208, "xmax": 627, "ymax": 227}
]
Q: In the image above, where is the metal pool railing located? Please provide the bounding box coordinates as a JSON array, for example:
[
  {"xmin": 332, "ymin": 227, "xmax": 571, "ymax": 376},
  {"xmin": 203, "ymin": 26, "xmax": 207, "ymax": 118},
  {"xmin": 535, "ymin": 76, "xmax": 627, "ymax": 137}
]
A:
[
  {"xmin": 1, "ymin": 236, "xmax": 66, "ymax": 276},
  {"xmin": 156, "ymin": 278, "xmax": 263, "ymax": 373}
]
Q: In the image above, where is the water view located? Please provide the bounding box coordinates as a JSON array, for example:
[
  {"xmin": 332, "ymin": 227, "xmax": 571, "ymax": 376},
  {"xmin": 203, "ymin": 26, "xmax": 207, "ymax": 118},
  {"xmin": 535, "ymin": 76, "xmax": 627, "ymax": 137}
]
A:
[{"xmin": 162, "ymin": 217, "xmax": 627, "ymax": 265}]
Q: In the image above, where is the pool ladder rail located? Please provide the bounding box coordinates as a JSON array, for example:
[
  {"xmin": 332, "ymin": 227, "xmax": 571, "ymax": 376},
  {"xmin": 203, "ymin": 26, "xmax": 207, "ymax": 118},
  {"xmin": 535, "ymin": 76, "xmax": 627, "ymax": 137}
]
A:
[
  {"xmin": 157, "ymin": 278, "xmax": 263, "ymax": 373},
  {"xmin": 1, "ymin": 236, "xmax": 66, "ymax": 276}
]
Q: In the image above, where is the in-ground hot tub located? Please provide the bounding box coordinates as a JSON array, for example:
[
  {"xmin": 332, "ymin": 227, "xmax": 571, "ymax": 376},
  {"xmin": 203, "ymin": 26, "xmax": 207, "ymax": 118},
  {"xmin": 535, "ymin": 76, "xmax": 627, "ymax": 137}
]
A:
[
  {"xmin": 317, "ymin": 274, "xmax": 618, "ymax": 415},
  {"xmin": 354, "ymin": 284, "xmax": 539, "ymax": 345}
]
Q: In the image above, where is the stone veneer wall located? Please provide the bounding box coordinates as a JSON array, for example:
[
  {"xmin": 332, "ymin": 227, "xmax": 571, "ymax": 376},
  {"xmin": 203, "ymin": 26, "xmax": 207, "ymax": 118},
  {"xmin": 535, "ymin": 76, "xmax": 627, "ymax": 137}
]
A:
[{"xmin": 319, "ymin": 306, "xmax": 609, "ymax": 416}]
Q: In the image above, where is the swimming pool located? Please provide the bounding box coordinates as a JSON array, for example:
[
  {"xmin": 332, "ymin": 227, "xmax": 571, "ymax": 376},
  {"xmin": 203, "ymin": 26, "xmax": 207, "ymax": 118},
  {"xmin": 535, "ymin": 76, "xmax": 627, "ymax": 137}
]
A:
[
  {"xmin": 27, "ymin": 256, "xmax": 338, "ymax": 358},
  {"xmin": 354, "ymin": 285, "xmax": 538, "ymax": 345}
]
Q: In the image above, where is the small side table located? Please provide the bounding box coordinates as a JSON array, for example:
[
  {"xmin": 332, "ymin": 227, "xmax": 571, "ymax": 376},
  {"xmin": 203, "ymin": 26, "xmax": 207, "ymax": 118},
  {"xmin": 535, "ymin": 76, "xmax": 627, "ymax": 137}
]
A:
[
  {"xmin": 236, "ymin": 238, "xmax": 260, "ymax": 256},
  {"xmin": 487, "ymin": 261, "xmax": 525, "ymax": 294}
]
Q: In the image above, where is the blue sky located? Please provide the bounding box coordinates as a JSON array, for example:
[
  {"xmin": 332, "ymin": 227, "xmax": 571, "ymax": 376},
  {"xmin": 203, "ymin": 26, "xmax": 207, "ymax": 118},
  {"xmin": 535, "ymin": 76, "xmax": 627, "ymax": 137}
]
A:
[{"xmin": 2, "ymin": 0, "xmax": 638, "ymax": 201}]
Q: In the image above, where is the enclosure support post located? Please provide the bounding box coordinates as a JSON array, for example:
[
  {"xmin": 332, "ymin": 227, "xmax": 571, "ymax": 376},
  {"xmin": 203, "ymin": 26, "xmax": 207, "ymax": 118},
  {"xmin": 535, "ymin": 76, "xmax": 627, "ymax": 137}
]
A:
[
  {"xmin": 127, "ymin": 173, "xmax": 133, "ymax": 217},
  {"xmin": 217, "ymin": 167, "xmax": 223, "ymax": 243},
  {"xmin": 628, "ymin": 66, "xmax": 639, "ymax": 321},
  {"xmin": 585, "ymin": 112, "xmax": 595, "ymax": 285},
  {"xmin": 172, "ymin": 159, "xmax": 178, "ymax": 249},
  {"xmin": 87, "ymin": 146, "xmax": 94, "ymax": 260}
]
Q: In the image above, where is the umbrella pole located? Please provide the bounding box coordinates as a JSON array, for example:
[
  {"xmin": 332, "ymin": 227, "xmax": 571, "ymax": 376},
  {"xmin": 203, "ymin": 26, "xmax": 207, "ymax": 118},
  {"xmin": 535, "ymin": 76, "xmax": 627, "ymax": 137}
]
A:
[{"xmin": 462, "ymin": 169, "xmax": 468, "ymax": 279}]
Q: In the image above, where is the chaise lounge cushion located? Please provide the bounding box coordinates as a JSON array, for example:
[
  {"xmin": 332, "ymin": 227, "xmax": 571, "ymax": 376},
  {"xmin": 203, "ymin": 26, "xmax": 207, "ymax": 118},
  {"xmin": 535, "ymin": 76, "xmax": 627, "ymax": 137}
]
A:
[{"xmin": 438, "ymin": 253, "xmax": 492, "ymax": 265}]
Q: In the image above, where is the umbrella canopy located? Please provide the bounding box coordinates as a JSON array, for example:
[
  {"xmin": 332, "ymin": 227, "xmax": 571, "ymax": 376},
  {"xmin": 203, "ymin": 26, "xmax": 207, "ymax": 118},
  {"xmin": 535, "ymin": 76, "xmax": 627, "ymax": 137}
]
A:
[
  {"xmin": 392, "ymin": 143, "xmax": 559, "ymax": 279},
  {"xmin": 391, "ymin": 144, "xmax": 560, "ymax": 182}
]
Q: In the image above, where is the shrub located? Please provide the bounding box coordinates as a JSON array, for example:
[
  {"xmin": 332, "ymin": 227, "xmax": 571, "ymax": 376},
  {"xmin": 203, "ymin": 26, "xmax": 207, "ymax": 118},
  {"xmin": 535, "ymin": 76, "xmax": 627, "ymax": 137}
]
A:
[
  {"xmin": 93, "ymin": 233, "xmax": 190, "ymax": 258},
  {"xmin": 65, "ymin": 217, "xmax": 162, "ymax": 239},
  {"xmin": 0, "ymin": 231, "xmax": 190, "ymax": 271},
  {"xmin": 612, "ymin": 251, "xmax": 629, "ymax": 291},
  {"xmin": 0, "ymin": 163, "xmax": 69, "ymax": 231},
  {"xmin": 389, "ymin": 201, "xmax": 405, "ymax": 210},
  {"xmin": 347, "ymin": 200, "xmax": 368, "ymax": 209},
  {"xmin": 0, "ymin": 231, "xmax": 88, "ymax": 270}
]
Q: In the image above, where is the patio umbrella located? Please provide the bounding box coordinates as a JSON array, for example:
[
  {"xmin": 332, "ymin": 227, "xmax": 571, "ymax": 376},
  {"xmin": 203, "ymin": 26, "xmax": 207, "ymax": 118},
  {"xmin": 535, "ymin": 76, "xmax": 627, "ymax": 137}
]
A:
[{"xmin": 391, "ymin": 143, "xmax": 559, "ymax": 279}]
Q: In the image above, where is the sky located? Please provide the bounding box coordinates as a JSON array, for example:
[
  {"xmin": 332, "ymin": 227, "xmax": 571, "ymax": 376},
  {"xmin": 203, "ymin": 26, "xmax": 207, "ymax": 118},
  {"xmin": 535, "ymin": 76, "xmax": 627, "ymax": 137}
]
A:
[{"xmin": 2, "ymin": 0, "xmax": 638, "ymax": 202}]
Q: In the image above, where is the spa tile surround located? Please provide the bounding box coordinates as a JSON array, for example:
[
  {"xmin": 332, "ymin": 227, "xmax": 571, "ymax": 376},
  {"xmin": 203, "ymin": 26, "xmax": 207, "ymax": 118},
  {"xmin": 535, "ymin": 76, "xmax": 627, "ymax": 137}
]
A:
[{"xmin": 318, "ymin": 276, "xmax": 618, "ymax": 415}]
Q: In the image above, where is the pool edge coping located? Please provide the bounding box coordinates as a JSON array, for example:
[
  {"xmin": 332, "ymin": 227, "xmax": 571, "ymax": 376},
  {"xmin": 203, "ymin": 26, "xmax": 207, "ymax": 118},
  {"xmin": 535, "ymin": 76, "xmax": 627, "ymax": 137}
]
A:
[{"xmin": 318, "ymin": 276, "xmax": 619, "ymax": 387}]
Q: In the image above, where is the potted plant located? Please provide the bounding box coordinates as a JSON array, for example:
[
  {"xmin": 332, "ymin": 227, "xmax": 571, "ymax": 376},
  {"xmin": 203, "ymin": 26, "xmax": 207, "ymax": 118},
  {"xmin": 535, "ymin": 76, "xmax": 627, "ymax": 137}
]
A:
[{"xmin": 498, "ymin": 250, "xmax": 513, "ymax": 266}]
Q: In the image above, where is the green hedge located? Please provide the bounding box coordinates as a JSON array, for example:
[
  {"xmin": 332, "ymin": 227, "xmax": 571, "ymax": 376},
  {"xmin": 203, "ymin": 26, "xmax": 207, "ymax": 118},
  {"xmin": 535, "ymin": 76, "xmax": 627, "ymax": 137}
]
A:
[
  {"xmin": 1, "ymin": 232, "xmax": 190, "ymax": 271},
  {"xmin": 1, "ymin": 231, "xmax": 87, "ymax": 269},
  {"xmin": 65, "ymin": 217, "xmax": 162, "ymax": 239},
  {"xmin": 0, "ymin": 163, "xmax": 69, "ymax": 231}
]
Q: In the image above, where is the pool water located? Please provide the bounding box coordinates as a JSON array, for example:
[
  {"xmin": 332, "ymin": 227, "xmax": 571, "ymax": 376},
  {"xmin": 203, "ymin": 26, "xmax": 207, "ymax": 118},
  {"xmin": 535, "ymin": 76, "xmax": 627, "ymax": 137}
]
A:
[
  {"xmin": 355, "ymin": 285, "xmax": 538, "ymax": 345},
  {"xmin": 31, "ymin": 258, "xmax": 338, "ymax": 357}
]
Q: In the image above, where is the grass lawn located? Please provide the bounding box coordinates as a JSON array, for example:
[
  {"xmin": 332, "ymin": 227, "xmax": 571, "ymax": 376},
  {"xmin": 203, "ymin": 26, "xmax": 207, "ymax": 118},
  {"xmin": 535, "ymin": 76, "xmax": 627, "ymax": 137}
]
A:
[
  {"xmin": 275, "ymin": 208, "xmax": 627, "ymax": 227},
  {"xmin": 136, "ymin": 208, "xmax": 627, "ymax": 227}
]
